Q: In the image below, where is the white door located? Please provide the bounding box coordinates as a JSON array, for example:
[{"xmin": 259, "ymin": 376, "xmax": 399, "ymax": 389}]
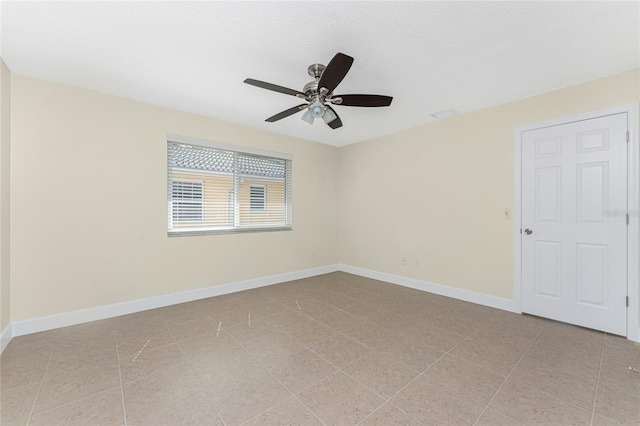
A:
[{"xmin": 521, "ymin": 113, "xmax": 628, "ymax": 335}]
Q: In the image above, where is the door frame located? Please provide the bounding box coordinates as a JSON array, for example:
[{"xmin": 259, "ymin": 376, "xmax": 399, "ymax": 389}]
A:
[{"xmin": 514, "ymin": 103, "xmax": 639, "ymax": 342}]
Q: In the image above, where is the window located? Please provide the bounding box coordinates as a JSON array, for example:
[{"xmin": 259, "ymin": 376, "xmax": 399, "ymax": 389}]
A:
[
  {"xmin": 171, "ymin": 180, "xmax": 204, "ymax": 222},
  {"xmin": 167, "ymin": 135, "xmax": 292, "ymax": 236},
  {"xmin": 249, "ymin": 185, "xmax": 266, "ymax": 211}
]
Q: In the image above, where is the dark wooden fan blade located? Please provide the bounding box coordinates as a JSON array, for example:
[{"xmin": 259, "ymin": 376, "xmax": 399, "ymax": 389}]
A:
[
  {"xmin": 326, "ymin": 106, "xmax": 343, "ymax": 129},
  {"xmin": 334, "ymin": 94, "xmax": 393, "ymax": 107},
  {"xmin": 265, "ymin": 104, "xmax": 307, "ymax": 122},
  {"xmin": 244, "ymin": 78, "xmax": 305, "ymax": 97},
  {"xmin": 318, "ymin": 53, "xmax": 354, "ymax": 94}
]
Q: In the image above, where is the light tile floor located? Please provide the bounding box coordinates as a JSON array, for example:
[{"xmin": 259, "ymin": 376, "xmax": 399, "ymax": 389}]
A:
[{"xmin": 1, "ymin": 272, "xmax": 639, "ymax": 425}]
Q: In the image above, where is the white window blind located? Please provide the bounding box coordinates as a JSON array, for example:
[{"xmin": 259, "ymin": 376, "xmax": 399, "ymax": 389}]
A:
[
  {"xmin": 167, "ymin": 137, "xmax": 292, "ymax": 236},
  {"xmin": 172, "ymin": 180, "xmax": 204, "ymax": 222}
]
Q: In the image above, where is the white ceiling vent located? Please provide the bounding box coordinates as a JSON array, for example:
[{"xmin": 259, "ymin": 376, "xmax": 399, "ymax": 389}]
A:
[{"xmin": 429, "ymin": 109, "xmax": 460, "ymax": 120}]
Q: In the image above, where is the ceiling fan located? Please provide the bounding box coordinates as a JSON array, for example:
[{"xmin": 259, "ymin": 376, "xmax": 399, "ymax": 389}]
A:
[{"xmin": 244, "ymin": 52, "xmax": 393, "ymax": 129}]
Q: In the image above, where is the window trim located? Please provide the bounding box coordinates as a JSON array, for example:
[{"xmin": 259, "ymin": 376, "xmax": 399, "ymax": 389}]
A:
[{"xmin": 167, "ymin": 134, "xmax": 293, "ymax": 237}]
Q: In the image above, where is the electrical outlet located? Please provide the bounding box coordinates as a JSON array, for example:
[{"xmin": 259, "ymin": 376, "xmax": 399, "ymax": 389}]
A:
[
  {"xmin": 401, "ymin": 257, "xmax": 407, "ymax": 266},
  {"xmin": 503, "ymin": 208, "xmax": 512, "ymax": 220}
]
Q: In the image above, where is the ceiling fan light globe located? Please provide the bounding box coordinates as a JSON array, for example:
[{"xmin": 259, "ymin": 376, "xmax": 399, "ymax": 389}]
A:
[
  {"xmin": 310, "ymin": 101, "xmax": 324, "ymax": 118},
  {"xmin": 301, "ymin": 109, "xmax": 314, "ymax": 124},
  {"xmin": 323, "ymin": 108, "xmax": 337, "ymax": 124}
]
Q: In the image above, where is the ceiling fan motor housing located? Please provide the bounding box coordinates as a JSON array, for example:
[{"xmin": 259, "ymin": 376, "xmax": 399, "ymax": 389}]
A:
[
  {"xmin": 303, "ymin": 80, "xmax": 319, "ymax": 96},
  {"xmin": 303, "ymin": 63, "xmax": 327, "ymax": 98}
]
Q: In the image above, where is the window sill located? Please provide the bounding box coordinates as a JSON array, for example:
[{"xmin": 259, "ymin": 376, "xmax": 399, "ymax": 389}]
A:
[{"xmin": 168, "ymin": 226, "xmax": 293, "ymax": 237}]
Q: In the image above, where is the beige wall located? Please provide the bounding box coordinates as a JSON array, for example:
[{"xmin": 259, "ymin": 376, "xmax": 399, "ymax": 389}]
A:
[
  {"xmin": 339, "ymin": 69, "xmax": 639, "ymax": 303},
  {"xmin": 6, "ymin": 67, "xmax": 640, "ymax": 330},
  {"xmin": 10, "ymin": 74, "xmax": 339, "ymax": 321},
  {"xmin": 0, "ymin": 59, "xmax": 10, "ymax": 331}
]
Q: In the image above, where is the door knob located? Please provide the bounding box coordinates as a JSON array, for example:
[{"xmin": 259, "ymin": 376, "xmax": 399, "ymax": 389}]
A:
[{"xmin": 524, "ymin": 228, "xmax": 533, "ymax": 235}]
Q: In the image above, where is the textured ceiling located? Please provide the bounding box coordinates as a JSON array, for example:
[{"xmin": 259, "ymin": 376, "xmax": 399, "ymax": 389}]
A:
[{"xmin": 1, "ymin": 1, "xmax": 638, "ymax": 147}]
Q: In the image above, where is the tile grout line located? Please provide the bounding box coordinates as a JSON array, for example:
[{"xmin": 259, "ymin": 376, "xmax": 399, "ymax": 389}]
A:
[
  {"xmin": 589, "ymin": 333, "xmax": 606, "ymax": 426},
  {"xmin": 158, "ymin": 314, "xmax": 229, "ymax": 426},
  {"xmin": 24, "ymin": 344, "xmax": 55, "ymax": 426},
  {"xmin": 470, "ymin": 323, "xmax": 547, "ymax": 426},
  {"xmin": 17, "ymin": 325, "xmax": 129, "ymax": 421},
  {"xmin": 22, "ymin": 386, "xmax": 123, "ymax": 421},
  {"xmin": 354, "ymin": 325, "xmax": 483, "ymax": 426},
  {"xmin": 340, "ymin": 302, "xmax": 501, "ymax": 425},
  {"xmin": 222, "ymin": 322, "xmax": 328, "ymax": 426},
  {"xmin": 164, "ymin": 306, "xmax": 327, "ymax": 425},
  {"xmin": 479, "ymin": 326, "xmax": 609, "ymax": 418},
  {"xmin": 444, "ymin": 352, "xmax": 511, "ymax": 379},
  {"xmin": 281, "ymin": 394, "xmax": 326, "ymax": 426},
  {"xmin": 342, "ymin": 341, "xmax": 433, "ymax": 425},
  {"xmin": 496, "ymin": 362, "xmax": 607, "ymax": 417},
  {"xmin": 22, "ymin": 321, "xmax": 204, "ymax": 422},
  {"xmin": 256, "ymin": 307, "xmax": 361, "ymax": 362},
  {"xmin": 275, "ymin": 324, "xmax": 425, "ymax": 426},
  {"xmin": 231, "ymin": 299, "xmax": 426, "ymax": 424},
  {"xmin": 113, "ymin": 328, "xmax": 128, "ymax": 426}
]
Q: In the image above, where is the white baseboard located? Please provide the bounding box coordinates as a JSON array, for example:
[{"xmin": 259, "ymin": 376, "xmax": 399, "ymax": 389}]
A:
[
  {"xmin": 11, "ymin": 264, "xmax": 339, "ymax": 338},
  {"xmin": 6, "ymin": 263, "xmax": 638, "ymax": 345},
  {"xmin": 338, "ymin": 264, "xmax": 520, "ymax": 314},
  {"xmin": 1, "ymin": 323, "xmax": 12, "ymax": 353}
]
